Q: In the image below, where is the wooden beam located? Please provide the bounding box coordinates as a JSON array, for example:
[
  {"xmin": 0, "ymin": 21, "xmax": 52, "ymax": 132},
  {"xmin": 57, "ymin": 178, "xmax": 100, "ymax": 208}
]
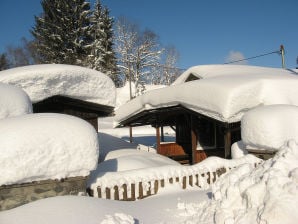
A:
[{"xmin": 224, "ymin": 129, "xmax": 231, "ymax": 159}]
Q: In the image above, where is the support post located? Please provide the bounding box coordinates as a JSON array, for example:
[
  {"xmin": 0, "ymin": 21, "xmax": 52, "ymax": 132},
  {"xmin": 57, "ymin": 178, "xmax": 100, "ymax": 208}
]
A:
[
  {"xmin": 161, "ymin": 126, "xmax": 165, "ymax": 142},
  {"xmin": 224, "ymin": 129, "xmax": 231, "ymax": 159},
  {"xmin": 129, "ymin": 126, "xmax": 133, "ymax": 143},
  {"xmin": 280, "ymin": 45, "xmax": 286, "ymax": 69},
  {"xmin": 156, "ymin": 126, "xmax": 161, "ymax": 153},
  {"xmin": 191, "ymin": 116, "xmax": 197, "ymax": 164}
]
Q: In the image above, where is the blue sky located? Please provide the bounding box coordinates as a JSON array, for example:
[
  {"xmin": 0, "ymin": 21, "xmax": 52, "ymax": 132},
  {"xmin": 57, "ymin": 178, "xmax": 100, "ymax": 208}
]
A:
[{"xmin": 0, "ymin": 0, "xmax": 297, "ymax": 69}]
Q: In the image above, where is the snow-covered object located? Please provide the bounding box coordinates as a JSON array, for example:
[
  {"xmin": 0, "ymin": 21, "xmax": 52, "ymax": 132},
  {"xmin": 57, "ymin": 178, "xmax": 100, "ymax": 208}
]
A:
[
  {"xmin": 231, "ymin": 141, "xmax": 248, "ymax": 159},
  {"xmin": 242, "ymin": 105, "xmax": 298, "ymax": 151},
  {"xmin": 0, "ymin": 64, "xmax": 116, "ymax": 107},
  {"xmin": 0, "ymin": 83, "xmax": 32, "ymax": 119},
  {"xmin": 172, "ymin": 64, "xmax": 297, "ymax": 84},
  {"xmin": 0, "ymin": 113, "xmax": 99, "ymax": 186},
  {"xmin": 115, "ymin": 65, "xmax": 298, "ymax": 125}
]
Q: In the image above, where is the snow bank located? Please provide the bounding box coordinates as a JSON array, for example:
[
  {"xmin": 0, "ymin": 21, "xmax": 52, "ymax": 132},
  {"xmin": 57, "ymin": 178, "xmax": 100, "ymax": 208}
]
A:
[
  {"xmin": 0, "ymin": 64, "xmax": 116, "ymax": 107},
  {"xmin": 170, "ymin": 140, "xmax": 298, "ymax": 224},
  {"xmin": 0, "ymin": 83, "xmax": 32, "ymax": 119},
  {"xmin": 115, "ymin": 65, "xmax": 298, "ymax": 125},
  {"xmin": 0, "ymin": 113, "xmax": 99, "ymax": 186},
  {"xmin": 241, "ymin": 105, "xmax": 298, "ymax": 151}
]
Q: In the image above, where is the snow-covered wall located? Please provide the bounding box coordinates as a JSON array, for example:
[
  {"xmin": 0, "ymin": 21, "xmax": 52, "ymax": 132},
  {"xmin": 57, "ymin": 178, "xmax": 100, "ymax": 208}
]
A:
[
  {"xmin": 0, "ymin": 113, "xmax": 99, "ymax": 186},
  {"xmin": 0, "ymin": 64, "xmax": 116, "ymax": 107},
  {"xmin": 0, "ymin": 83, "xmax": 32, "ymax": 119}
]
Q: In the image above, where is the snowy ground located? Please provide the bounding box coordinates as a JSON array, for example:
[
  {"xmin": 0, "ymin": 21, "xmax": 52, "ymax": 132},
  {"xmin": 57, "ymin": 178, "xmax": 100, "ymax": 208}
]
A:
[{"xmin": 1, "ymin": 114, "xmax": 298, "ymax": 224}]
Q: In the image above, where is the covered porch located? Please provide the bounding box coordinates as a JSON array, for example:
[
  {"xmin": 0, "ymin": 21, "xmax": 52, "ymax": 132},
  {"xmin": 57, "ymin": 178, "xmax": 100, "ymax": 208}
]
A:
[{"xmin": 118, "ymin": 105, "xmax": 241, "ymax": 164}]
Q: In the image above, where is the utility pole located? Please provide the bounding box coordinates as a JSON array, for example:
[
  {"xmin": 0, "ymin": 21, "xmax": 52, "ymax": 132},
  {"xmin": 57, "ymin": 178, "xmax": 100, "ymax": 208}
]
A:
[{"xmin": 280, "ymin": 45, "xmax": 286, "ymax": 69}]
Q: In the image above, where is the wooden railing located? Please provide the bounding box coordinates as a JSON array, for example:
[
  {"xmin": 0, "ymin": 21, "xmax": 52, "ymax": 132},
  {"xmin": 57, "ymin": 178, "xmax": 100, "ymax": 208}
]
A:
[{"xmin": 88, "ymin": 154, "xmax": 262, "ymax": 200}]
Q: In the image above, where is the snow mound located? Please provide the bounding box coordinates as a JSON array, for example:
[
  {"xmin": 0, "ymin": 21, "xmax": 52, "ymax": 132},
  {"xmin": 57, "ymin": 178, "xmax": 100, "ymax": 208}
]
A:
[
  {"xmin": 212, "ymin": 140, "xmax": 298, "ymax": 224},
  {"xmin": 0, "ymin": 64, "xmax": 116, "ymax": 107},
  {"xmin": 178, "ymin": 140, "xmax": 298, "ymax": 224},
  {"xmin": 0, "ymin": 113, "xmax": 99, "ymax": 186},
  {"xmin": 241, "ymin": 105, "xmax": 298, "ymax": 151},
  {"xmin": 116, "ymin": 65, "xmax": 298, "ymax": 124},
  {"xmin": 0, "ymin": 83, "xmax": 32, "ymax": 119},
  {"xmin": 98, "ymin": 149, "xmax": 179, "ymax": 172}
]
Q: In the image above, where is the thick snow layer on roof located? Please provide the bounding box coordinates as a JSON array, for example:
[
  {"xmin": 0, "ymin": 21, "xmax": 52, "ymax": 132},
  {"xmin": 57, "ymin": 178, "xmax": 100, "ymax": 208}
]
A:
[
  {"xmin": 172, "ymin": 64, "xmax": 298, "ymax": 84},
  {"xmin": 241, "ymin": 105, "xmax": 298, "ymax": 151},
  {"xmin": 0, "ymin": 64, "xmax": 116, "ymax": 107},
  {"xmin": 0, "ymin": 113, "xmax": 99, "ymax": 186},
  {"xmin": 115, "ymin": 65, "xmax": 298, "ymax": 124},
  {"xmin": 0, "ymin": 83, "xmax": 32, "ymax": 119}
]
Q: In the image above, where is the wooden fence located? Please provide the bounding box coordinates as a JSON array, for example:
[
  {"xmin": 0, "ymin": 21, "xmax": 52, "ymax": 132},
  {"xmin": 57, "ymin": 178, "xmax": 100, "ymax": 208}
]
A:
[
  {"xmin": 87, "ymin": 154, "xmax": 262, "ymax": 201},
  {"xmin": 87, "ymin": 167, "xmax": 227, "ymax": 200}
]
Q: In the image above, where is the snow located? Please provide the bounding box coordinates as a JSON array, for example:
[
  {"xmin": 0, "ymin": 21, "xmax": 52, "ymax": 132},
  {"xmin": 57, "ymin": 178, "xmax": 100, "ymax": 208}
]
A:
[
  {"xmin": 241, "ymin": 105, "xmax": 298, "ymax": 151},
  {"xmin": 172, "ymin": 64, "xmax": 298, "ymax": 84},
  {"xmin": 1, "ymin": 65, "xmax": 298, "ymax": 223},
  {"xmin": 115, "ymin": 65, "xmax": 298, "ymax": 125},
  {"xmin": 0, "ymin": 64, "xmax": 116, "ymax": 107},
  {"xmin": 0, "ymin": 83, "xmax": 32, "ymax": 119},
  {"xmin": 1, "ymin": 140, "xmax": 297, "ymax": 224},
  {"xmin": 0, "ymin": 113, "xmax": 99, "ymax": 185}
]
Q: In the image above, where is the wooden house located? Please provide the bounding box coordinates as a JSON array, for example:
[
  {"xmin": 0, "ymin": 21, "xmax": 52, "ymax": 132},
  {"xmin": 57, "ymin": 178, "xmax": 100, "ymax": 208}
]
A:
[
  {"xmin": 33, "ymin": 95, "xmax": 114, "ymax": 130},
  {"xmin": 116, "ymin": 65, "xmax": 298, "ymax": 164}
]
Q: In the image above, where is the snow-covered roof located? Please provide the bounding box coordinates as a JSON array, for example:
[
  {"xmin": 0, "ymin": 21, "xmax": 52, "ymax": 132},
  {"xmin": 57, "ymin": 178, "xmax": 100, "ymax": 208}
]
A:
[
  {"xmin": 241, "ymin": 105, "xmax": 298, "ymax": 151},
  {"xmin": 0, "ymin": 83, "xmax": 32, "ymax": 119},
  {"xmin": 0, "ymin": 64, "xmax": 116, "ymax": 107},
  {"xmin": 172, "ymin": 64, "xmax": 298, "ymax": 84},
  {"xmin": 0, "ymin": 113, "xmax": 99, "ymax": 186},
  {"xmin": 115, "ymin": 65, "xmax": 298, "ymax": 125}
]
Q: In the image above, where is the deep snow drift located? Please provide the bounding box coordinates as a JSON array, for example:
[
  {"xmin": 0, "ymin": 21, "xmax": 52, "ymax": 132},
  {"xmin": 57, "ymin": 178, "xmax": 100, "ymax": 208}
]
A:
[
  {"xmin": 0, "ymin": 113, "xmax": 99, "ymax": 185},
  {"xmin": 0, "ymin": 64, "xmax": 116, "ymax": 107},
  {"xmin": 0, "ymin": 83, "xmax": 32, "ymax": 119}
]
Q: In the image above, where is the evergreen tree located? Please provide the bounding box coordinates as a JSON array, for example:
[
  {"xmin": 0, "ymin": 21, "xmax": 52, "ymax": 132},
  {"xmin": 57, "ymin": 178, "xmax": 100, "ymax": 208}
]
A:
[
  {"xmin": 0, "ymin": 53, "xmax": 9, "ymax": 71},
  {"xmin": 31, "ymin": 0, "xmax": 92, "ymax": 65},
  {"xmin": 88, "ymin": 1, "xmax": 119, "ymax": 85}
]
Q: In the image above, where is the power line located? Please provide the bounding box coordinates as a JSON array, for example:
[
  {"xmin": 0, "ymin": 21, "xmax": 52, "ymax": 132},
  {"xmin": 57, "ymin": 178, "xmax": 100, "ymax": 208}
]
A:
[{"xmin": 224, "ymin": 49, "xmax": 281, "ymax": 65}]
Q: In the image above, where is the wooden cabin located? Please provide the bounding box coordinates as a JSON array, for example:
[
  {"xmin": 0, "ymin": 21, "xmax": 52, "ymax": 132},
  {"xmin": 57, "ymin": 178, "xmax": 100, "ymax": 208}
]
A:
[
  {"xmin": 118, "ymin": 105, "xmax": 241, "ymax": 164},
  {"xmin": 33, "ymin": 95, "xmax": 114, "ymax": 130}
]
